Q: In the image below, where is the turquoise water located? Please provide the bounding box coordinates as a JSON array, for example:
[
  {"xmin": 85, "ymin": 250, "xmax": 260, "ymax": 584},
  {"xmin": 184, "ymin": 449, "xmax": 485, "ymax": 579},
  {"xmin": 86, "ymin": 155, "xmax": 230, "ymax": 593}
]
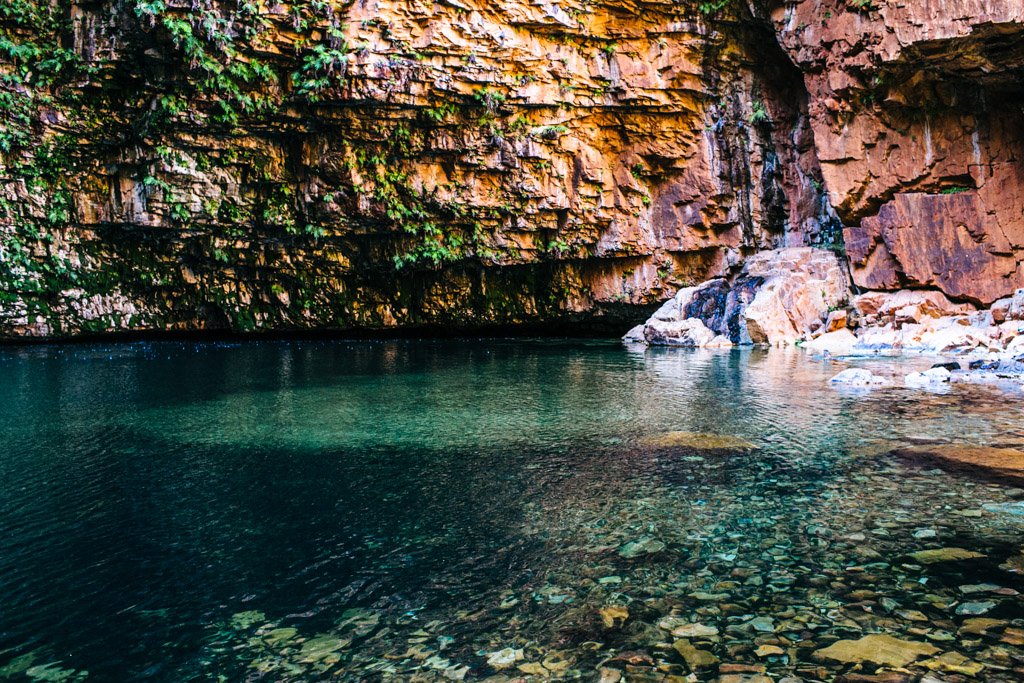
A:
[{"xmin": 1, "ymin": 340, "xmax": 1023, "ymax": 681}]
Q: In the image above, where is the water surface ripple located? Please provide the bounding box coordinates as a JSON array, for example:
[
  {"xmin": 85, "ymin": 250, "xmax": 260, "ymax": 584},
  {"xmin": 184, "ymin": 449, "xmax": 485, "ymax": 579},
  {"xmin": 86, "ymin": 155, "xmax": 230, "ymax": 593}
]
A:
[{"xmin": 1, "ymin": 340, "xmax": 1023, "ymax": 681}]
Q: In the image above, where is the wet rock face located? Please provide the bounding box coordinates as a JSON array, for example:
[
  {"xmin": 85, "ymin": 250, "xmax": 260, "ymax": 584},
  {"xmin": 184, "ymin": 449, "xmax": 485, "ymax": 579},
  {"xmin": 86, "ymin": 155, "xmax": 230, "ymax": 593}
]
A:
[
  {"xmin": 0, "ymin": 0, "xmax": 834, "ymax": 338},
  {"xmin": 846, "ymin": 191, "xmax": 1022, "ymax": 306},
  {"xmin": 770, "ymin": 0, "xmax": 1024, "ymax": 305},
  {"xmin": 5, "ymin": 1, "xmax": 1024, "ymax": 338}
]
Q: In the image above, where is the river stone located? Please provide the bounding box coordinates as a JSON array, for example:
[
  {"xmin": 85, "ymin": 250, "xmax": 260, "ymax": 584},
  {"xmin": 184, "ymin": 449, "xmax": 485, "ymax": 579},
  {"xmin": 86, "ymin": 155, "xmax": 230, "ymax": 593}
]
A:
[
  {"xmin": 230, "ymin": 610, "xmax": 266, "ymax": 629},
  {"xmin": 956, "ymin": 601, "xmax": 996, "ymax": 615},
  {"xmin": 922, "ymin": 651, "xmax": 986, "ymax": 676},
  {"xmin": 641, "ymin": 431, "xmax": 756, "ymax": 450},
  {"xmin": 618, "ymin": 536, "xmax": 665, "ymax": 558},
  {"xmin": 298, "ymin": 635, "xmax": 351, "ymax": 663},
  {"xmin": 909, "ymin": 547, "xmax": 986, "ymax": 564},
  {"xmin": 895, "ymin": 445, "xmax": 1024, "ymax": 483},
  {"xmin": 829, "ymin": 368, "xmax": 887, "ymax": 386},
  {"xmin": 896, "ymin": 609, "xmax": 929, "ymax": 622},
  {"xmin": 804, "ymin": 328, "xmax": 859, "ymax": 356},
  {"xmin": 661, "ymin": 620, "xmax": 719, "ymax": 638},
  {"xmin": 982, "ymin": 501, "xmax": 1024, "ymax": 516},
  {"xmin": 486, "ymin": 648, "xmax": 523, "ymax": 670},
  {"xmin": 812, "ymin": 634, "xmax": 939, "ymax": 667},
  {"xmin": 673, "ymin": 639, "xmax": 719, "ymax": 668},
  {"xmin": 518, "ymin": 662, "xmax": 547, "ymax": 675},
  {"xmin": 747, "ymin": 616, "xmax": 775, "ymax": 632},
  {"xmin": 262, "ymin": 627, "xmax": 298, "ymax": 646},
  {"xmin": 599, "ymin": 605, "xmax": 629, "ymax": 628},
  {"xmin": 959, "ymin": 583, "xmax": 1001, "ymax": 594},
  {"xmin": 959, "ymin": 618, "xmax": 1005, "ymax": 634},
  {"xmin": 905, "ymin": 367, "xmax": 952, "ymax": 388}
]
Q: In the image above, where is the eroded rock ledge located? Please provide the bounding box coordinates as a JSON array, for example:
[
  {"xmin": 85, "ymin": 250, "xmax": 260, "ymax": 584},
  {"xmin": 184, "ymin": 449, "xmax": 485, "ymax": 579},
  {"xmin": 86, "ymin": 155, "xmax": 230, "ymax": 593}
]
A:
[{"xmin": 1, "ymin": 1, "xmax": 1022, "ymax": 338}]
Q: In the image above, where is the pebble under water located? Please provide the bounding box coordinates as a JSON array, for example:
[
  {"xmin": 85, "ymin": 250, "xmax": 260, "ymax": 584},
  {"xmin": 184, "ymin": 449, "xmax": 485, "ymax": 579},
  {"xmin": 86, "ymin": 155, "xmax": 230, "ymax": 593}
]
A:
[{"xmin": 1, "ymin": 339, "xmax": 1024, "ymax": 682}]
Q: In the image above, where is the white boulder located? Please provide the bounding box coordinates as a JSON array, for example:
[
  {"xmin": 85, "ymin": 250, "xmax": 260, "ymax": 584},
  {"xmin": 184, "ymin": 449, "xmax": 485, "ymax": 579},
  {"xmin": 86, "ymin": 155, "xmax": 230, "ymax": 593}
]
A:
[
  {"xmin": 644, "ymin": 318, "xmax": 716, "ymax": 347},
  {"xmin": 904, "ymin": 367, "xmax": 952, "ymax": 388},
  {"xmin": 803, "ymin": 328, "xmax": 859, "ymax": 356},
  {"xmin": 829, "ymin": 368, "xmax": 887, "ymax": 386}
]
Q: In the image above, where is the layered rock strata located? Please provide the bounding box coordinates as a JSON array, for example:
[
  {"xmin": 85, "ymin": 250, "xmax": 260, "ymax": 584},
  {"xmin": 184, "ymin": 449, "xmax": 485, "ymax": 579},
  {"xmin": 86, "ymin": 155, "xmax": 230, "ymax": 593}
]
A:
[
  {"xmin": 0, "ymin": 0, "xmax": 832, "ymax": 338},
  {"xmin": 769, "ymin": 0, "xmax": 1024, "ymax": 306},
  {"xmin": 3, "ymin": 1, "xmax": 1023, "ymax": 339}
]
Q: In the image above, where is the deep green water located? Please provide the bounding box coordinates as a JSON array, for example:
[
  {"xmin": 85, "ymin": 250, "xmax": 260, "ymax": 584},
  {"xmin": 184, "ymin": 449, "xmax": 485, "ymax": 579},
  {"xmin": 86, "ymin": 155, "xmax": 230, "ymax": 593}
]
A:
[{"xmin": 1, "ymin": 340, "xmax": 1024, "ymax": 681}]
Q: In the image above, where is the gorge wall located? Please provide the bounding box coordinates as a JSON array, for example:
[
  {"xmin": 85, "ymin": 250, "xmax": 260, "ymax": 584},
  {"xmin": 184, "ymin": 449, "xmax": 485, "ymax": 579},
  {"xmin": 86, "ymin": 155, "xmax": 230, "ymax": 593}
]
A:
[{"xmin": 0, "ymin": 0, "xmax": 1021, "ymax": 338}]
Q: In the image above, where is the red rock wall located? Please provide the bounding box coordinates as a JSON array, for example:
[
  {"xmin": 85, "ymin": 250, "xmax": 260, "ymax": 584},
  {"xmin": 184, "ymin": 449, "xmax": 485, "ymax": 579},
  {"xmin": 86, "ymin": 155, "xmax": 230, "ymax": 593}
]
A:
[
  {"xmin": 0, "ymin": 0, "xmax": 837, "ymax": 338},
  {"xmin": 769, "ymin": 0, "xmax": 1024, "ymax": 305},
  {"xmin": 4, "ymin": 1, "xmax": 1024, "ymax": 338}
]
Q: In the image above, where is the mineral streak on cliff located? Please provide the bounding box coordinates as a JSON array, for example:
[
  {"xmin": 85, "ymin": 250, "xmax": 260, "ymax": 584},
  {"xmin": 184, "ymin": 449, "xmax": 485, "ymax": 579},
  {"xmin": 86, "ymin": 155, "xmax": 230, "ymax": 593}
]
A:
[
  {"xmin": 0, "ymin": 0, "xmax": 834, "ymax": 336},
  {"xmin": 770, "ymin": 0, "xmax": 1024, "ymax": 306},
  {"xmin": 1, "ymin": 0, "xmax": 1021, "ymax": 338}
]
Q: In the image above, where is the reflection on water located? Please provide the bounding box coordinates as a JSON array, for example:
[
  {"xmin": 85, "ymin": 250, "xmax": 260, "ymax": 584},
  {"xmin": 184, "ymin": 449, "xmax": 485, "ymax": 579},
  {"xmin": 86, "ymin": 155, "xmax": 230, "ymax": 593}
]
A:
[{"xmin": 1, "ymin": 340, "xmax": 1023, "ymax": 681}]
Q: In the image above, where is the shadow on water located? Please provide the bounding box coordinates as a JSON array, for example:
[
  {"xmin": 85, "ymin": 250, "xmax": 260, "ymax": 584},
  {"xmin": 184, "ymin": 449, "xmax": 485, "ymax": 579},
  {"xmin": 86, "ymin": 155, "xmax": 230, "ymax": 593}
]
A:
[{"xmin": 1, "ymin": 341, "xmax": 1024, "ymax": 680}]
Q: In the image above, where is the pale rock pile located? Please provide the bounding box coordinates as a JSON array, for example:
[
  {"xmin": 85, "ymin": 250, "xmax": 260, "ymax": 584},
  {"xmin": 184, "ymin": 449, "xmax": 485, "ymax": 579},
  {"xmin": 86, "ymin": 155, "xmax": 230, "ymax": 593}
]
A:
[
  {"xmin": 623, "ymin": 247, "xmax": 849, "ymax": 347},
  {"xmin": 808, "ymin": 289, "xmax": 1024, "ymax": 361},
  {"xmin": 625, "ymin": 254, "xmax": 1024, "ymax": 388}
]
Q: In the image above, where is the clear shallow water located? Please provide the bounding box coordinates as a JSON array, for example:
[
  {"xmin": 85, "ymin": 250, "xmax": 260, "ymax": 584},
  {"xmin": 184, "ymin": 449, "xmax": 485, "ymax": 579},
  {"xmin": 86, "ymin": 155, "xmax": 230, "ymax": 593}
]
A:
[{"xmin": 1, "ymin": 340, "xmax": 1023, "ymax": 681}]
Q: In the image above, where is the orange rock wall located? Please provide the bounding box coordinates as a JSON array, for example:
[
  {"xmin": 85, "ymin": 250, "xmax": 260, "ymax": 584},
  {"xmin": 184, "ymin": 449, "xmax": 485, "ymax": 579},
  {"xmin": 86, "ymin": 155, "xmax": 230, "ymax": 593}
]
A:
[
  {"xmin": 2, "ymin": 0, "xmax": 1023, "ymax": 338},
  {"xmin": 770, "ymin": 0, "xmax": 1024, "ymax": 305}
]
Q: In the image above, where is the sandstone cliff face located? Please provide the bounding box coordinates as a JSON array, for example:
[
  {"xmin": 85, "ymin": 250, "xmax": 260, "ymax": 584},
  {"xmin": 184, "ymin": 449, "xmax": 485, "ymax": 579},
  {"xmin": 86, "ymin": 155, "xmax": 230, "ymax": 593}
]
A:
[
  {"xmin": 0, "ymin": 0, "xmax": 833, "ymax": 337},
  {"xmin": 1, "ymin": 1, "xmax": 1022, "ymax": 339},
  {"xmin": 769, "ymin": 0, "xmax": 1024, "ymax": 306}
]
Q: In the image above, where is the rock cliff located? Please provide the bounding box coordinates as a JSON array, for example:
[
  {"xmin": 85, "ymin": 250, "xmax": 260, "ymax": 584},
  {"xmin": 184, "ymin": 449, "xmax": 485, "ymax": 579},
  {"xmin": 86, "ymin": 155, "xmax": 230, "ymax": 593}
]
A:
[
  {"xmin": 0, "ymin": 0, "xmax": 1021, "ymax": 338},
  {"xmin": 769, "ymin": 0, "xmax": 1024, "ymax": 306}
]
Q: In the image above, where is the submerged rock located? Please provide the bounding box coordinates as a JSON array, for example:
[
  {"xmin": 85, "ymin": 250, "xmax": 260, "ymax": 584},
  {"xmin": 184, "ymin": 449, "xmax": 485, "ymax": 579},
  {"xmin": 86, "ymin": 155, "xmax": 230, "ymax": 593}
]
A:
[
  {"xmin": 921, "ymin": 651, "xmax": 986, "ymax": 676},
  {"xmin": 230, "ymin": 610, "xmax": 266, "ymax": 629},
  {"xmin": 618, "ymin": 537, "xmax": 666, "ymax": 558},
  {"xmin": 297, "ymin": 635, "xmax": 351, "ymax": 664},
  {"xmin": 599, "ymin": 605, "xmax": 629, "ymax": 629},
  {"xmin": 909, "ymin": 547, "xmax": 986, "ymax": 564},
  {"xmin": 959, "ymin": 618, "xmax": 1006, "ymax": 635},
  {"xmin": 982, "ymin": 501, "xmax": 1024, "ymax": 516},
  {"xmin": 896, "ymin": 444, "xmax": 1024, "ymax": 484},
  {"xmin": 673, "ymin": 639, "xmax": 719, "ymax": 669},
  {"xmin": 812, "ymin": 634, "xmax": 939, "ymax": 667},
  {"xmin": 485, "ymin": 648, "xmax": 523, "ymax": 670},
  {"xmin": 658, "ymin": 618, "xmax": 718, "ymax": 638},
  {"xmin": 955, "ymin": 601, "xmax": 995, "ymax": 615},
  {"xmin": 641, "ymin": 431, "xmax": 756, "ymax": 450},
  {"xmin": 829, "ymin": 368, "xmax": 887, "ymax": 386}
]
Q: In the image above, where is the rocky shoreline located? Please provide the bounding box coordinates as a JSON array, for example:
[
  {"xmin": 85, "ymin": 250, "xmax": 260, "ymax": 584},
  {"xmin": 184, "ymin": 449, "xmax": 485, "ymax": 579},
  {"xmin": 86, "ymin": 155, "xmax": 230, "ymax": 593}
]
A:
[{"xmin": 624, "ymin": 247, "xmax": 1024, "ymax": 390}]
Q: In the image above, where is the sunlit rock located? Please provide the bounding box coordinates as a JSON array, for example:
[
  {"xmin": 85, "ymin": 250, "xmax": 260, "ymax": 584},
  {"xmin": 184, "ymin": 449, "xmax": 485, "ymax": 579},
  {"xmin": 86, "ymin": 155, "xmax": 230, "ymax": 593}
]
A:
[
  {"xmin": 905, "ymin": 367, "xmax": 952, "ymax": 388},
  {"xmin": 641, "ymin": 431, "xmax": 756, "ymax": 450},
  {"xmin": 803, "ymin": 328, "xmax": 858, "ymax": 356},
  {"xmin": 812, "ymin": 634, "xmax": 939, "ymax": 667},
  {"xmin": 828, "ymin": 368, "xmax": 887, "ymax": 386}
]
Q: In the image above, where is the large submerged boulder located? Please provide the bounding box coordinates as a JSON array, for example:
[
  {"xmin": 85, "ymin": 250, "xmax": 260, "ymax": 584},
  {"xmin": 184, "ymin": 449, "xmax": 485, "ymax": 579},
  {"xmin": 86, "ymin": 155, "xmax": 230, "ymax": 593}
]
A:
[{"xmin": 625, "ymin": 248, "xmax": 849, "ymax": 347}]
